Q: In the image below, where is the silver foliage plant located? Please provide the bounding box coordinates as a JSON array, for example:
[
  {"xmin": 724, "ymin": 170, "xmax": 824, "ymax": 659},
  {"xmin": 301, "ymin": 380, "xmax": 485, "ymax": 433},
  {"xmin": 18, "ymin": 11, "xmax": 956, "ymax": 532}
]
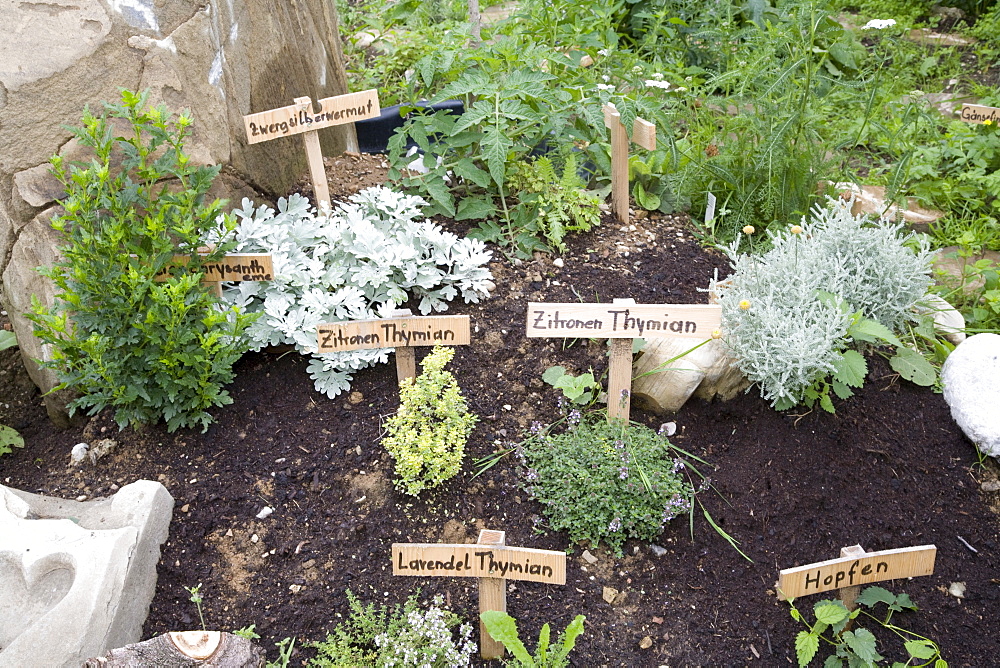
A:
[
  {"xmin": 221, "ymin": 186, "xmax": 493, "ymax": 397},
  {"xmin": 712, "ymin": 198, "xmax": 933, "ymax": 408}
]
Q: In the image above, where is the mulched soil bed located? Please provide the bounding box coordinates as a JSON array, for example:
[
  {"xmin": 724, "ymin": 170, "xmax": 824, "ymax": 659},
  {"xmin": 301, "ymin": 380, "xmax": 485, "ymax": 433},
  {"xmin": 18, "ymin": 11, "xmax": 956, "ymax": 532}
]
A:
[{"xmin": 2, "ymin": 156, "xmax": 999, "ymax": 666}]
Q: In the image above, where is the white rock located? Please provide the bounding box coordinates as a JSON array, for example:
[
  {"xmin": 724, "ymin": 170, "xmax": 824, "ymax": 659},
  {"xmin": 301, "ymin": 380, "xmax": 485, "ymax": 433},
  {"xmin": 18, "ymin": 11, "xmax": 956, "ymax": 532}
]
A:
[
  {"xmin": 915, "ymin": 294, "xmax": 965, "ymax": 345},
  {"xmin": 948, "ymin": 581, "xmax": 966, "ymax": 598},
  {"xmin": 255, "ymin": 506, "xmax": 273, "ymax": 520},
  {"xmin": 70, "ymin": 443, "xmax": 89, "ymax": 464},
  {"xmin": 552, "ymin": 258, "xmax": 564, "ymax": 268},
  {"xmin": 942, "ymin": 333, "xmax": 1000, "ymax": 457}
]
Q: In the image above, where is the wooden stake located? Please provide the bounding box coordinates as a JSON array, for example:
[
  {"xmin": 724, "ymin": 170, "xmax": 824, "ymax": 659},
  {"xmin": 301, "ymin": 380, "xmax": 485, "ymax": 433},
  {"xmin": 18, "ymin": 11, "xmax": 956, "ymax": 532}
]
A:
[
  {"xmin": 389, "ymin": 309, "xmax": 417, "ymax": 384},
  {"xmin": 477, "ymin": 529, "xmax": 507, "ymax": 660},
  {"xmin": 607, "ymin": 298, "xmax": 635, "ymax": 423},
  {"xmin": 295, "ymin": 97, "xmax": 332, "ymax": 208},
  {"xmin": 603, "ymin": 104, "xmax": 656, "ymax": 224}
]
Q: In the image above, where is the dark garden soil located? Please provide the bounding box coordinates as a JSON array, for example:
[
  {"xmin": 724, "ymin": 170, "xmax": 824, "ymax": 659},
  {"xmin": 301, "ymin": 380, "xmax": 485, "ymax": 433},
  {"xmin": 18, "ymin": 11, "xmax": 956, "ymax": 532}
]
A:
[{"xmin": 2, "ymin": 155, "xmax": 1000, "ymax": 667}]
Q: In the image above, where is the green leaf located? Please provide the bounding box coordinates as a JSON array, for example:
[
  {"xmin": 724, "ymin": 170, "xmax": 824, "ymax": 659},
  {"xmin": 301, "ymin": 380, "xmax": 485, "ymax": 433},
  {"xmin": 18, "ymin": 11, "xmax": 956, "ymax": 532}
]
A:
[
  {"xmin": 453, "ymin": 158, "xmax": 492, "ymax": 189},
  {"xmin": 849, "ymin": 318, "xmax": 903, "ymax": 347},
  {"xmin": 455, "ymin": 195, "xmax": 495, "ymax": 221},
  {"xmin": 0, "ymin": 424, "xmax": 25, "ymax": 457},
  {"xmin": 823, "ymin": 656, "xmax": 844, "ymax": 668},
  {"xmin": 481, "ymin": 124, "xmax": 513, "ymax": 189},
  {"xmin": 905, "ymin": 640, "xmax": 937, "ymax": 660},
  {"xmin": 480, "ymin": 611, "xmax": 533, "ymax": 664},
  {"xmin": 831, "ymin": 379, "xmax": 854, "ymax": 400},
  {"xmin": 0, "ymin": 330, "xmax": 17, "ymax": 351},
  {"xmin": 842, "ymin": 628, "xmax": 882, "ymax": 664},
  {"xmin": 560, "ymin": 615, "xmax": 586, "ymax": 656},
  {"xmin": 795, "ymin": 631, "xmax": 819, "ymax": 667},
  {"xmin": 814, "ymin": 602, "xmax": 850, "ymax": 625},
  {"xmin": 889, "ymin": 347, "xmax": 936, "ymax": 386},
  {"xmin": 819, "ymin": 391, "xmax": 835, "ymax": 413},
  {"xmin": 633, "ymin": 182, "xmax": 661, "ymax": 211},
  {"xmin": 833, "ymin": 349, "xmax": 868, "ymax": 388},
  {"xmin": 542, "ymin": 366, "xmax": 567, "ymax": 385},
  {"xmin": 856, "ymin": 586, "xmax": 896, "ymax": 608}
]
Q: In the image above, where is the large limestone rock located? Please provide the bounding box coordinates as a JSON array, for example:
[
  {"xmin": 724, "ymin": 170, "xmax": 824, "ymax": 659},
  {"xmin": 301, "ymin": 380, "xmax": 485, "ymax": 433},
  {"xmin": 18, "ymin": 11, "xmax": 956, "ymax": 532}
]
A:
[
  {"xmin": 0, "ymin": 0, "xmax": 351, "ymax": 423},
  {"xmin": 632, "ymin": 338, "xmax": 750, "ymax": 413},
  {"xmin": 942, "ymin": 333, "xmax": 1000, "ymax": 458},
  {"xmin": 0, "ymin": 480, "xmax": 174, "ymax": 667}
]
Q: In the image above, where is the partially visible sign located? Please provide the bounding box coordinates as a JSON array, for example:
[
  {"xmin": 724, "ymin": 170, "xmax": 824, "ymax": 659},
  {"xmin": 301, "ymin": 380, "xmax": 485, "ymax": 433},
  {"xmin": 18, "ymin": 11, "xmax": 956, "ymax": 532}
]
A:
[
  {"xmin": 777, "ymin": 545, "xmax": 937, "ymax": 600},
  {"xmin": 317, "ymin": 315, "xmax": 471, "ymax": 353},
  {"xmin": 243, "ymin": 90, "xmax": 381, "ymax": 144},
  {"xmin": 960, "ymin": 103, "xmax": 1000, "ymax": 125},
  {"xmin": 526, "ymin": 302, "xmax": 720, "ymax": 340},
  {"xmin": 153, "ymin": 254, "xmax": 273, "ymax": 283}
]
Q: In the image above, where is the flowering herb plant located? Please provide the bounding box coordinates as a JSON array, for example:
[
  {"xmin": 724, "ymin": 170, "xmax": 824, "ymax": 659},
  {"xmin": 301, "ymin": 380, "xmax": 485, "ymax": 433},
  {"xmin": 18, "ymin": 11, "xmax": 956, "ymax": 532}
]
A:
[{"xmin": 517, "ymin": 410, "xmax": 701, "ymax": 556}]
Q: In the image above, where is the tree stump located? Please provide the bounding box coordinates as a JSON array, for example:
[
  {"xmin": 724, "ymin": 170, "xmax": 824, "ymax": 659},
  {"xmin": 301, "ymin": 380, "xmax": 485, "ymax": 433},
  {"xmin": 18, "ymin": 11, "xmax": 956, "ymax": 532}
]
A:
[{"xmin": 84, "ymin": 631, "xmax": 265, "ymax": 667}]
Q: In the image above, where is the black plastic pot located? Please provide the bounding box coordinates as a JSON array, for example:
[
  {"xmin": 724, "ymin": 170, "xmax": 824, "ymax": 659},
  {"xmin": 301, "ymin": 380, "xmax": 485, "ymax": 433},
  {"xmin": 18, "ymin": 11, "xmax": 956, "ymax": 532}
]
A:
[{"xmin": 354, "ymin": 100, "xmax": 465, "ymax": 154}]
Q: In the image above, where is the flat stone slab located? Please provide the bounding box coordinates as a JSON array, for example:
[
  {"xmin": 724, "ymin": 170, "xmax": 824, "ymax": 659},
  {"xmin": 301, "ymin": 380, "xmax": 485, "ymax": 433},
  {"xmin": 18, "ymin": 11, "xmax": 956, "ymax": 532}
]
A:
[{"xmin": 0, "ymin": 481, "xmax": 173, "ymax": 667}]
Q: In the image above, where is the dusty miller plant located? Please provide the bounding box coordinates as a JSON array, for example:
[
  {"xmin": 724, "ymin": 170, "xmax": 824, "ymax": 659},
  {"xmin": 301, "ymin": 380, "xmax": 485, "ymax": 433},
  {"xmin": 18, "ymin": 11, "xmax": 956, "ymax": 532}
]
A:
[
  {"xmin": 712, "ymin": 198, "xmax": 935, "ymax": 411},
  {"xmin": 222, "ymin": 187, "xmax": 493, "ymax": 397}
]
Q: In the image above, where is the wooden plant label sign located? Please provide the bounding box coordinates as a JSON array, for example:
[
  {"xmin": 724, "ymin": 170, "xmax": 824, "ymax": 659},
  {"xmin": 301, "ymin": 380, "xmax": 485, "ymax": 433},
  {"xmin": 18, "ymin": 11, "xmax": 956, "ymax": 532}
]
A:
[
  {"xmin": 960, "ymin": 103, "xmax": 1000, "ymax": 125},
  {"xmin": 392, "ymin": 529, "xmax": 567, "ymax": 660},
  {"xmin": 153, "ymin": 253, "xmax": 274, "ymax": 283},
  {"xmin": 316, "ymin": 315, "xmax": 471, "ymax": 353},
  {"xmin": 777, "ymin": 545, "xmax": 936, "ymax": 601},
  {"xmin": 392, "ymin": 543, "xmax": 566, "ymax": 584},
  {"xmin": 526, "ymin": 302, "xmax": 721, "ymax": 340},
  {"xmin": 243, "ymin": 89, "xmax": 381, "ymax": 144}
]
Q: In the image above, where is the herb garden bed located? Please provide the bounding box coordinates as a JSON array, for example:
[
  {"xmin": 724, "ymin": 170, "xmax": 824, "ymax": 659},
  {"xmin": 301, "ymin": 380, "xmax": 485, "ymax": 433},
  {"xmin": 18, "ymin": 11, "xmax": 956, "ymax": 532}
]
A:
[{"xmin": 1, "ymin": 154, "xmax": 998, "ymax": 665}]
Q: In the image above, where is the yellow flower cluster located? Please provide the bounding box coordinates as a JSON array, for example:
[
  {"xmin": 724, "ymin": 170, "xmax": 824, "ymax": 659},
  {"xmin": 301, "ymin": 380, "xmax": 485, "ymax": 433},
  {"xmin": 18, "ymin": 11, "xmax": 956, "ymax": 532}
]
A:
[{"xmin": 382, "ymin": 346, "xmax": 477, "ymax": 496}]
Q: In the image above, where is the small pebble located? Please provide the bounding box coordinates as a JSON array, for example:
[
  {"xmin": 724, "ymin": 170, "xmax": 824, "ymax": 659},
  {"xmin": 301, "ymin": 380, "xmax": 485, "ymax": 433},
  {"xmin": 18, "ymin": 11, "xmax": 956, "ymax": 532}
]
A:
[
  {"xmin": 949, "ymin": 582, "xmax": 966, "ymax": 598},
  {"xmin": 256, "ymin": 506, "xmax": 273, "ymax": 519},
  {"xmin": 552, "ymin": 258, "xmax": 564, "ymax": 268},
  {"xmin": 981, "ymin": 480, "xmax": 1000, "ymax": 493},
  {"xmin": 650, "ymin": 544, "xmax": 667, "ymax": 557}
]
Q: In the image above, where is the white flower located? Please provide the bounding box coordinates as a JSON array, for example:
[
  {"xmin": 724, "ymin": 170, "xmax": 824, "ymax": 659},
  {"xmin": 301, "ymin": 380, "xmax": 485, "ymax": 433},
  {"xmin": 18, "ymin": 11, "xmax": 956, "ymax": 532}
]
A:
[
  {"xmin": 863, "ymin": 18, "xmax": 897, "ymax": 29},
  {"xmin": 602, "ymin": 74, "xmax": 610, "ymax": 82},
  {"xmin": 596, "ymin": 83, "xmax": 615, "ymax": 91},
  {"xmin": 651, "ymin": 72, "xmax": 664, "ymax": 80},
  {"xmin": 645, "ymin": 80, "xmax": 672, "ymax": 90},
  {"xmin": 597, "ymin": 48, "xmax": 609, "ymax": 56}
]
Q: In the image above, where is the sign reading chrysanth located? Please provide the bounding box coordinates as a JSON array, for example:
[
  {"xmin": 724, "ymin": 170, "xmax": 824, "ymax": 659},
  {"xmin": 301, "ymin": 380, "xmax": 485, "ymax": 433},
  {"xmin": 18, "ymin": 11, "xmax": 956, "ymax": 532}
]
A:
[
  {"xmin": 153, "ymin": 253, "xmax": 273, "ymax": 283},
  {"xmin": 526, "ymin": 302, "xmax": 721, "ymax": 339},
  {"xmin": 243, "ymin": 90, "xmax": 381, "ymax": 144}
]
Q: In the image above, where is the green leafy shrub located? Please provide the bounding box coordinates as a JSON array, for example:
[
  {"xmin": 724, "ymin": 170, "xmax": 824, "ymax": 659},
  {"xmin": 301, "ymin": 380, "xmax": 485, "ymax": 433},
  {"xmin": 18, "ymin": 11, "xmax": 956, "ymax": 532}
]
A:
[
  {"xmin": 382, "ymin": 345, "xmax": 476, "ymax": 496},
  {"xmin": 788, "ymin": 586, "xmax": 945, "ymax": 667},
  {"xmin": 714, "ymin": 198, "xmax": 935, "ymax": 411},
  {"xmin": 480, "ymin": 611, "xmax": 585, "ymax": 668},
  {"xmin": 520, "ymin": 414, "xmax": 695, "ymax": 556},
  {"xmin": 310, "ymin": 591, "xmax": 475, "ymax": 667},
  {"xmin": 224, "ymin": 186, "xmax": 493, "ymax": 397},
  {"xmin": 29, "ymin": 90, "xmax": 255, "ymax": 432}
]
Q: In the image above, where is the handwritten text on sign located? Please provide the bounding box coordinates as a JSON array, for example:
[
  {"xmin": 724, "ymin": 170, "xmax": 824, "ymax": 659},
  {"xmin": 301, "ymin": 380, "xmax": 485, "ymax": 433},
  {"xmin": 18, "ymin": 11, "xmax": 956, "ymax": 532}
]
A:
[
  {"xmin": 392, "ymin": 543, "xmax": 566, "ymax": 585},
  {"xmin": 317, "ymin": 315, "xmax": 471, "ymax": 353},
  {"xmin": 153, "ymin": 254, "xmax": 273, "ymax": 282},
  {"xmin": 777, "ymin": 545, "xmax": 936, "ymax": 600},
  {"xmin": 243, "ymin": 90, "xmax": 381, "ymax": 144},
  {"xmin": 526, "ymin": 303, "xmax": 721, "ymax": 339},
  {"xmin": 960, "ymin": 103, "xmax": 1000, "ymax": 125}
]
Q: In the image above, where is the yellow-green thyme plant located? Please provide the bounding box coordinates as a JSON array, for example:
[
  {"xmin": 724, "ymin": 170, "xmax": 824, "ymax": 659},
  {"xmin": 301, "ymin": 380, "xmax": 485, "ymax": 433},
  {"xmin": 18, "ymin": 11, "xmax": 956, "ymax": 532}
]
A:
[{"xmin": 382, "ymin": 345, "xmax": 476, "ymax": 496}]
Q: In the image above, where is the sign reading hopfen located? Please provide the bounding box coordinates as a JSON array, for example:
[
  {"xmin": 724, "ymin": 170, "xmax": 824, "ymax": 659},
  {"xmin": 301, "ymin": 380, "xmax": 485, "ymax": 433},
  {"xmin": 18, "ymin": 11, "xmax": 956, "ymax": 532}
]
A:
[
  {"xmin": 960, "ymin": 103, "xmax": 1000, "ymax": 125},
  {"xmin": 527, "ymin": 299, "xmax": 721, "ymax": 423},
  {"xmin": 242, "ymin": 90, "xmax": 381, "ymax": 206},
  {"xmin": 777, "ymin": 544, "xmax": 937, "ymax": 601},
  {"xmin": 392, "ymin": 530, "xmax": 567, "ymax": 660}
]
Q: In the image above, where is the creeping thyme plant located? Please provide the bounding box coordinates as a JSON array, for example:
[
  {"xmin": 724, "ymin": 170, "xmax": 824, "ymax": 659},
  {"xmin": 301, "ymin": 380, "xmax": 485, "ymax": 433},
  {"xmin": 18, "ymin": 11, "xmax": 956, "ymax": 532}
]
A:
[
  {"xmin": 309, "ymin": 591, "xmax": 475, "ymax": 668},
  {"xmin": 382, "ymin": 345, "xmax": 476, "ymax": 496},
  {"xmin": 222, "ymin": 187, "xmax": 493, "ymax": 397},
  {"xmin": 713, "ymin": 198, "xmax": 936, "ymax": 412},
  {"xmin": 519, "ymin": 412, "xmax": 698, "ymax": 556}
]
